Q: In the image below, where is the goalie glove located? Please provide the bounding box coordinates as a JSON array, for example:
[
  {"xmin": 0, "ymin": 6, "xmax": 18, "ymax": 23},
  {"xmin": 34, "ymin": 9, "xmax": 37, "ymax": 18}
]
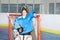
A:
[
  {"xmin": 13, "ymin": 30, "xmax": 19, "ymax": 39},
  {"xmin": 17, "ymin": 27, "xmax": 23, "ymax": 33}
]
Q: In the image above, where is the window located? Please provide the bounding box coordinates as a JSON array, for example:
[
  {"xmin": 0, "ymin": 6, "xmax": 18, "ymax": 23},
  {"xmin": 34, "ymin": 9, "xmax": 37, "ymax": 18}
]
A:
[
  {"xmin": 49, "ymin": 3, "xmax": 54, "ymax": 14},
  {"xmin": 56, "ymin": 3, "xmax": 60, "ymax": 14},
  {"xmin": 18, "ymin": 4, "xmax": 25, "ymax": 13},
  {"xmin": 26, "ymin": 4, "xmax": 33, "ymax": 11},
  {"xmin": 18, "ymin": 4, "xmax": 40, "ymax": 13},
  {"xmin": 0, "ymin": 0, "xmax": 1, "ymax": 12},
  {"xmin": 10, "ymin": 4, "xmax": 17, "ymax": 13},
  {"xmin": 0, "ymin": 4, "xmax": 40, "ymax": 13},
  {"xmin": 34, "ymin": 4, "xmax": 40, "ymax": 13},
  {"xmin": 49, "ymin": 3, "xmax": 60, "ymax": 14},
  {"xmin": 0, "ymin": 5, "xmax": 1, "ymax": 12},
  {"xmin": 1, "ymin": 4, "xmax": 8, "ymax": 13}
]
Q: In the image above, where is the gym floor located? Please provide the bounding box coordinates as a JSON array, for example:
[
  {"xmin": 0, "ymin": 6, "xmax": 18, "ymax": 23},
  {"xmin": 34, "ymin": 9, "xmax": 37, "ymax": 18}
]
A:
[{"xmin": 0, "ymin": 27, "xmax": 60, "ymax": 40}]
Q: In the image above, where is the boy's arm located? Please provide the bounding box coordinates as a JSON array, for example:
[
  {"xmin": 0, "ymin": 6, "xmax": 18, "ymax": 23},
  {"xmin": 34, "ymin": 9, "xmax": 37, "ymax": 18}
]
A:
[
  {"xmin": 13, "ymin": 17, "xmax": 20, "ymax": 38},
  {"xmin": 13, "ymin": 17, "xmax": 23, "ymax": 38},
  {"xmin": 27, "ymin": 11, "xmax": 39, "ymax": 20},
  {"xmin": 34, "ymin": 13, "xmax": 40, "ymax": 18},
  {"xmin": 13, "ymin": 17, "xmax": 19, "ymax": 30},
  {"xmin": 26, "ymin": 11, "xmax": 35, "ymax": 20}
]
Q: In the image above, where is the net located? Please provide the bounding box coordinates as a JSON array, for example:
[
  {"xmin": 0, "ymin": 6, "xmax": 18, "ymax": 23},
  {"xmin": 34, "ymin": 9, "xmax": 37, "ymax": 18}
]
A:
[{"xmin": 8, "ymin": 13, "xmax": 40, "ymax": 40}]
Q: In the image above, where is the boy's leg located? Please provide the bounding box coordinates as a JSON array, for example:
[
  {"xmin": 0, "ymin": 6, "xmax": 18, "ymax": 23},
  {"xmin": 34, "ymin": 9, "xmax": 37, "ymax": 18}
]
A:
[
  {"xmin": 15, "ymin": 35, "xmax": 32, "ymax": 40},
  {"xmin": 31, "ymin": 30, "xmax": 37, "ymax": 40},
  {"xmin": 15, "ymin": 35, "xmax": 23, "ymax": 40},
  {"xmin": 13, "ymin": 30, "xmax": 23, "ymax": 40},
  {"xmin": 24, "ymin": 35, "xmax": 32, "ymax": 40}
]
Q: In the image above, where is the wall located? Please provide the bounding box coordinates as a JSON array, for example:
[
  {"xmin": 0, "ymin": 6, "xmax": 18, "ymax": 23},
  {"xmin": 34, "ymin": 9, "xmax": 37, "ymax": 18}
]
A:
[
  {"xmin": 0, "ymin": 13, "xmax": 60, "ymax": 34},
  {"xmin": 0, "ymin": 13, "xmax": 60, "ymax": 30},
  {"xmin": 40, "ymin": 14, "xmax": 60, "ymax": 30},
  {"xmin": 0, "ymin": 13, "xmax": 9, "ymax": 24},
  {"xmin": 0, "ymin": 0, "xmax": 41, "ymax": 4}
]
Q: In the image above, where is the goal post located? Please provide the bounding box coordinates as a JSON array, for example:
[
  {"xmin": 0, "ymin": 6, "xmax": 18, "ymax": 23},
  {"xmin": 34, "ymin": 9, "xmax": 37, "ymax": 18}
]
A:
[{"xmin": 8, "ymin": 13, "xmax": 40, "ymax": 40}]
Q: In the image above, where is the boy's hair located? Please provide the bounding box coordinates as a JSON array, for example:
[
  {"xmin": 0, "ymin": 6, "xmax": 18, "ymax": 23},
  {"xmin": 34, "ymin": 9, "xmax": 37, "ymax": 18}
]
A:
[{"xmin": 21, "ymin": 7, "xmax": 28, "ymax": 13}]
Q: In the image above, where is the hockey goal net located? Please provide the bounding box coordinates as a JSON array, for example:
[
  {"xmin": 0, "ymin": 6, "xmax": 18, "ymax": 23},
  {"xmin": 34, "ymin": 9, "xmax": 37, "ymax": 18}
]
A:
[{"xmin": 8, "ymin": 13, "xmax": 40, "ymax": 40}]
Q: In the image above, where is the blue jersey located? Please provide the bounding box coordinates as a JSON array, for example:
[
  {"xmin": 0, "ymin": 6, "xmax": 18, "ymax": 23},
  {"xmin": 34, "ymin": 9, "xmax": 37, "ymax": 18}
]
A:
[{"xmin": 13, "ymin": 11, "xmax": 34, "ymax": 34}]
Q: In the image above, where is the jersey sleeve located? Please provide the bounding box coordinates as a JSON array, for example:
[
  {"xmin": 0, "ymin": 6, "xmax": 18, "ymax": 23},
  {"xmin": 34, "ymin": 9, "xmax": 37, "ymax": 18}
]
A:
[
  {"xmin": 26, "ymin": 10, "xmax": 35, "ymax": 21},
  {"xmin": 13, "ymin": 17, "xmax": 19, "ymax": 30}
]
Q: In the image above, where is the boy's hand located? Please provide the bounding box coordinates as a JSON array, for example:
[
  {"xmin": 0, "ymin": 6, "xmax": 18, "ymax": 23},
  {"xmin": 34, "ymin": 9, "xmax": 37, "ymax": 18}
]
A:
[{"xmin": 34, "ymin": 13, "xmax": 40, "ymax": 17}]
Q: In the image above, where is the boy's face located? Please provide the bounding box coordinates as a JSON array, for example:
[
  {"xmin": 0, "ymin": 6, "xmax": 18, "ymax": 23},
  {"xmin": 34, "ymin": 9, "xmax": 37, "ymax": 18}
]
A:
[{"xmin": 22, "ymin": 10, "xmax": 27, "ymax": 16}]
